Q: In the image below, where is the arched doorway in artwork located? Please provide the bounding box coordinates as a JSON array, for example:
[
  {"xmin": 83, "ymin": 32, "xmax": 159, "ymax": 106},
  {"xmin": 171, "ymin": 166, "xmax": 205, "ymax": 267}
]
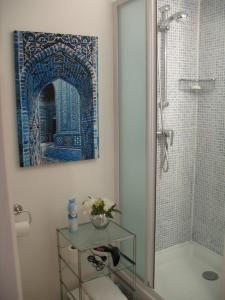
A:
[{"xmin": 17, "ymin": 41, "xmax": 98, "ymax": 166}]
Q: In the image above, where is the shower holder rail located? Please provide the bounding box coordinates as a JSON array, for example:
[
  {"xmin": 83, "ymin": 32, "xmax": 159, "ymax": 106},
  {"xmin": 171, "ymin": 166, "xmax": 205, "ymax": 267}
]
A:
[{"xmin": 179, "ymin": 78, "xmax": 215, "ymax": 91}]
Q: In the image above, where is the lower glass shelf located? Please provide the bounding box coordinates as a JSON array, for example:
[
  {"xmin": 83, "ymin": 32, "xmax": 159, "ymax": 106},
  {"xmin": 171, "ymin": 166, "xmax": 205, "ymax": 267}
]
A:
[
  {"xmin": 62, "ymin": 276, "xmax": 130, "ymax": 300},
  {"xmin": 59, "ymin": 248, "xmax": 135, "ymax": 284},
  {"xmin": 59, "ymin": 233, "xmax": 135, "ymax": 284}
]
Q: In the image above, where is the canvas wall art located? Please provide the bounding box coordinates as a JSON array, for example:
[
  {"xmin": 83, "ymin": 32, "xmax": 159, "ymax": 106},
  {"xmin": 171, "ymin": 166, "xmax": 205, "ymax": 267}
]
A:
[{"xmin": 14, "ymin": 31, "xmax": 99, "ymax": 167}]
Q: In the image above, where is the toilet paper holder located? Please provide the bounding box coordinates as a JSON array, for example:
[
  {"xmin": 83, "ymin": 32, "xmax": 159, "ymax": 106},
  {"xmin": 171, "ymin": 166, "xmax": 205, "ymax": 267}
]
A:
[{"xmin": 14, "ymin": 203, "xmax": 32, "ymax": 224}]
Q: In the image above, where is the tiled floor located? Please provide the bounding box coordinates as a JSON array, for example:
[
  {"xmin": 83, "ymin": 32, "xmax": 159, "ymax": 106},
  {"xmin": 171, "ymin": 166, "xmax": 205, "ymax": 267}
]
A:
[{"xmin": 155, "ymin": 242, "xmax": 223, "ymax": 300}]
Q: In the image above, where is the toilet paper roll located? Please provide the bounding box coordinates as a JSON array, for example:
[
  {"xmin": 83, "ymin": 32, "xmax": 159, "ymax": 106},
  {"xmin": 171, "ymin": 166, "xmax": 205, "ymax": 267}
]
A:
[
  {"xmin": 15, "ymin": 221, "xmax": 30, "ymax": 238},
  {"xmin": 67, "ymin": 245, "xmax": 77, "ymax": 265}
]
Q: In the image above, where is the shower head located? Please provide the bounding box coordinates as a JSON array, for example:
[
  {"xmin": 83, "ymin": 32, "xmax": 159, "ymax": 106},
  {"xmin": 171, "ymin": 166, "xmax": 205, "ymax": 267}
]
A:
[
  {"xmin": 159, "ymin": 11, "xmax": 188, "ymax": 31},
  {"xmin": 159, "ymin": 4, "xmax": 170, "ymax": 13}
]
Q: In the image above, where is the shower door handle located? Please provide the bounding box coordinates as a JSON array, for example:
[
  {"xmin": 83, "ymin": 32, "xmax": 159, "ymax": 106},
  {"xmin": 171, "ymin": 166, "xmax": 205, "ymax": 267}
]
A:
[
  {"xmin": 164, "ymin": 136, "xmax": 168, "ymax": 150},
  {"xmin": 164, "ymin": 129, "xmax": 174, "ymax": 146},
  {"xmin": 169, "ymin": 130, "xmax": 174, "ymax": 146}
]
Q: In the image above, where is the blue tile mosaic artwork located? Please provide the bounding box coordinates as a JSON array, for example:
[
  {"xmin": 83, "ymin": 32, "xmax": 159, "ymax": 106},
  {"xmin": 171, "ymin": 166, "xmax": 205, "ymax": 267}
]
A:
[{"xmin": 14, "ymin": 31, "xmax": 99, "ymax": 167}]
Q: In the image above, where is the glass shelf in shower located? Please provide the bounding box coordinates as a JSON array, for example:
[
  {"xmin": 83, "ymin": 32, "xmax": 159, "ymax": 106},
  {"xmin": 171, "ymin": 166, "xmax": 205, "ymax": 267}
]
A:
[{"xmin": 179, "ymin": 78, "xmax": 215, "ymax": 91}]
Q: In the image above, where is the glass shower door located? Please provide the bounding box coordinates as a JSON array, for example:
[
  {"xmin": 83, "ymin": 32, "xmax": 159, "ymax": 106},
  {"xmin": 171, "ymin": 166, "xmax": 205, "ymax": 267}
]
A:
[{"xmin": 117, "ymin": 0, "xmax": 148, "ymax": 280}]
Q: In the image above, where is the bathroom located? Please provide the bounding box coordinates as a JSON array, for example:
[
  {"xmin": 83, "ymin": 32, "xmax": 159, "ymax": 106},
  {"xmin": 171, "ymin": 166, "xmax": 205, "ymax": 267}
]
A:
[{"xmin": 0, "ymin": 0, "xmax": 225, "ymax": 300}]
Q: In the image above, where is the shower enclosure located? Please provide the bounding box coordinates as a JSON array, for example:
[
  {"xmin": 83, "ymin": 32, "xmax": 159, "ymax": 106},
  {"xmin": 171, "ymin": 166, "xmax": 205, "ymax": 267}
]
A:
[{"xmin": 115, "ymin": 0, "xmax": 225, "ymax": 299}]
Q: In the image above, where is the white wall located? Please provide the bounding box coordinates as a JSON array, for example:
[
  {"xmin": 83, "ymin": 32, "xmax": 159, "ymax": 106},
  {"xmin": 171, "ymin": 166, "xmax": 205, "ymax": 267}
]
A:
[
  {"xmin": 0, "ymin": 0, "xmax": 115, "ymax": 299},
  {"xmin": 0, "ymin": 75, "xmax": 22, "ymax": 300}
]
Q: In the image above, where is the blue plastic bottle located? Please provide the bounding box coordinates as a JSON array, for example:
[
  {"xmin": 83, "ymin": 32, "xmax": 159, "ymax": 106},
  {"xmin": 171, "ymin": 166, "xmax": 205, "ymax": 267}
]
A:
[{"xmin": 68, "ymin": 196, "xmax": 78, "ymax": 233}]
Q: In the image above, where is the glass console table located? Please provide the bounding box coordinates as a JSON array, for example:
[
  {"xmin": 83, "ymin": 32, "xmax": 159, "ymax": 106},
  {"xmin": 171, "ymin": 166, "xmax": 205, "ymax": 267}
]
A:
[{"xmin": 57, "ymin": 221, "xmax": 136, "ymax": 300}]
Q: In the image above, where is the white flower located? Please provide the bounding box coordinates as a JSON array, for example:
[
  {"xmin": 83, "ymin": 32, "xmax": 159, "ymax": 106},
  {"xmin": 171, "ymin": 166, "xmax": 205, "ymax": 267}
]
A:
[
  {"xmin": 82, "ymin": 195, "xmax": 115, "ymax": 216},
  {"xmin": 102, "ymin": 198, "xmax": 114, "ymax": 211},
  {"xmin": 82, "ymin": 195, "xmax": 96, "ymax": 214}
]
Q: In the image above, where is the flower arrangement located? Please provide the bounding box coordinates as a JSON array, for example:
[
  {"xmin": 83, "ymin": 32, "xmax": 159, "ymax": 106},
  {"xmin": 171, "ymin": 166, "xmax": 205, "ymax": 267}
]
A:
[{"xmin": 83, "ymin": 196, "xmax": 121, "ymax": 219}]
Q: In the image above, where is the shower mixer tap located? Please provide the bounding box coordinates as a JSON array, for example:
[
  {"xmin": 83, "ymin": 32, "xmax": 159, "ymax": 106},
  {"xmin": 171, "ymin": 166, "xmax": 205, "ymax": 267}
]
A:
[
  {"xmin": 157, "ymin": 129, "xmax": 174, "ymax": 146},
  {"xmin": 157, "ymin": 129, "xmax": 174, "ymax": 172},
  {"xmin": 158, "ymin": 101, "xmax": 169, "ymax": 110}
]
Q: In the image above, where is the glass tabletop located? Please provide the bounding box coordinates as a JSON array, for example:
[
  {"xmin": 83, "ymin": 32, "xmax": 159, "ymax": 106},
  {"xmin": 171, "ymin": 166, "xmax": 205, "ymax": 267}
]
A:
[{"xmin": 58, "ymin": 221, "xmax": 135, "ymax": 251}]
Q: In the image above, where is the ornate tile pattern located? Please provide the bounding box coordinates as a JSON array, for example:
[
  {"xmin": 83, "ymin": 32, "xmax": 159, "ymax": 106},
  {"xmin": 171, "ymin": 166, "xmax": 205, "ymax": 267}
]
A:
[{"xmin": 14, "ymin": 31, "xmax": 99, "ymax": 167}]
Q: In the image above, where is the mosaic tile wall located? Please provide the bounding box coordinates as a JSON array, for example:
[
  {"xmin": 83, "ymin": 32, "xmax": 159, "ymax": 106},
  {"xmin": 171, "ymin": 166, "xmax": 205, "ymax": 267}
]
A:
[
  {"xmin": 193, "ymin": 0, "xmax": 225, "ymax": 255},
  {"xmin": 156, "ymin": 0, "xmax": 199, "ymax": 250},
  {"xmin": 156, "ymin": 0, "xmax": 225, "ymax": 255}
]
